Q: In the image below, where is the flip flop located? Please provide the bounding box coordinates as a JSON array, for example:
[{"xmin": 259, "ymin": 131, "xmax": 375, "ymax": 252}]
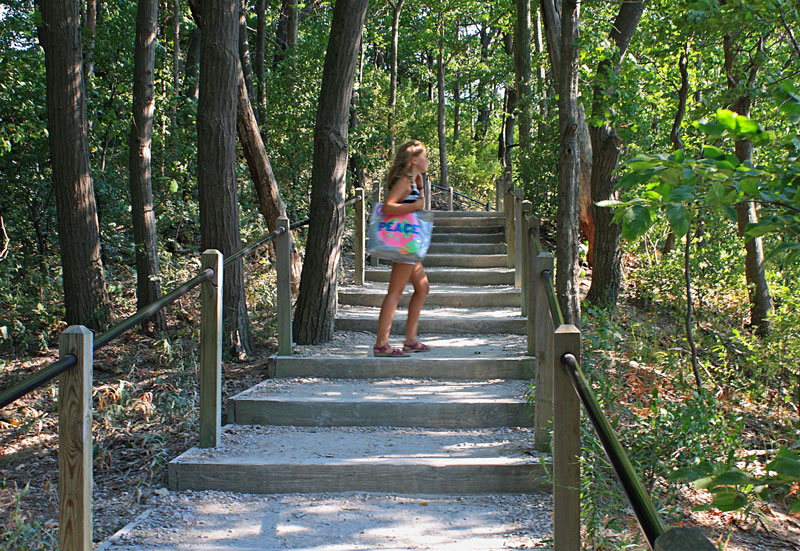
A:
[
  {"xmin": 373, "ymin": 343, "xmax": 409, "ymax": 357},
  {"xmin": 403, "ymin": 340, "xmax": 430, "ymax": 353}
]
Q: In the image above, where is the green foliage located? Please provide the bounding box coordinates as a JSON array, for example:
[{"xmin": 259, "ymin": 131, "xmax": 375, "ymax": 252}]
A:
[{"xmin": 0, "ymin": 480, "xmax": 56, "ymax": 551}]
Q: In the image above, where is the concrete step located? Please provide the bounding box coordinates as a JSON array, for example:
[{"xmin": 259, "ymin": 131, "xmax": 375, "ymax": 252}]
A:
[
  {"xmin": 335, "ymin": 305, "xmax": 526, "ymax": 335},
  {"xmin": 427, "ymin": 242, "xmax": 507, "ymax": 255},
  {"xmin": 433, "ymin": 224, "xmax": 505, "ymax": 234},
  {"xmin": 434, "ymin": 214, "xmax": 505, "ymax": 226},
  {"xmin": 377, "ymin": 254, "xmax": 508, "ymax": 268},
  {"xmin": 366, "ymin": 267, "xmax": 515, "ymax": 285},
  {"xmin": 169, "ymin": 425, "xmax": 549, "ymax": 494},
  {"xmin": 431, "ymin": 232, "xmax": 505, "ymax": 244},
  {"xmin": 432, "ymin": 211, "xmax": 504, "ymax": 219},
  {"xmin": 229, "ymin": 378, "xmax": 533, "ymax": 428},
  {"xmin": 270, "ymin": 356, "xmax": 534, "ymax": 380},
  {"xmin": 338, "ymin": 283, "xmax": 520, "ymax": 308}
]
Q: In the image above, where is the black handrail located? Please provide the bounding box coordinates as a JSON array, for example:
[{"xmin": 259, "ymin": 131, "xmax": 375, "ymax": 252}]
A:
[
  {"xmin": 562, "ymin": 353, "xmax": 665, "ymax": 549},
  {"xmin": 0, "ymin": 194, "xmax": 365, "ymax": 411},
  {"xmin": 430, "ymin": 183, "xmax": 491, "ymax": 210}
]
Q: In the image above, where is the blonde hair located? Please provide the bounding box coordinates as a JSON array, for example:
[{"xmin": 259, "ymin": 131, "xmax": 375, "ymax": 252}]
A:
[{"xmin": 385, "ymin": 140, "xmax": 426, "ymax": 196}]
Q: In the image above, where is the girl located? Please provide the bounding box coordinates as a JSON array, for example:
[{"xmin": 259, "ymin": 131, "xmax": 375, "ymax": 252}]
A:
[{"xmin": 372, "ymin": 140, "xmax": 431, "ymax": 357}]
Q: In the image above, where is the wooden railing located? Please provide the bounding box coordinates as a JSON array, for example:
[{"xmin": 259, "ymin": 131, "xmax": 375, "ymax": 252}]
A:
[
  {"xmin": 505, "ymin": 180, "xmax": 716, "ymax": 551},
  {"xmin": 0, "ymin": 195, "xmax": 364, "ymax": 551}
]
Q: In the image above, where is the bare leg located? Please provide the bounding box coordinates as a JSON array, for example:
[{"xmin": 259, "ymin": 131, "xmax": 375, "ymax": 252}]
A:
[
  {"xmin": 375, "ymin": 262, "xmax": 415, "ymax": 348},
  {"xmin": 405, "ymin": 263, "xmax": 430, "ymax": 344}
]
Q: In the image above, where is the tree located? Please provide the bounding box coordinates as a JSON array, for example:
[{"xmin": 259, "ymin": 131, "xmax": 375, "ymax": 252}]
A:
[
  {"xmin": 293, "ymin": 0, "xmax": 369, "ymax": 344},
  {"xmin": 129, "ymin": 0, "xmax": 167, "ymax": 333},
  {"xmin": 387, "ymin": 0, "xmax": 405, "ymax": 157},
  {"xmin": 513, "ymin": 0, "xmax": 532, "ymax": 184},
  {"xmin": 39, "ymin": 0, "xmax": 110, "ymax": 329},
  {"xmin": 585, "ymin": 1, "xmax": 644, "ymax": 307},
  {"xmin": 197, "ymin": 0, "xmax": 254, "ymax": 356},
  {"xmin": 555, "ymin": 0, "xmax": 582, "ymax": 325}
]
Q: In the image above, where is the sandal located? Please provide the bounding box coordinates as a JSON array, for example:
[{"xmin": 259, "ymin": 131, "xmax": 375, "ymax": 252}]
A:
[
  {"xmin": 403, "ymin": 340, "xmax": 430, "ymax": 353},
  {"xmin": 373, "ymin": 343, "xmax": 409, "ymax": 357}
]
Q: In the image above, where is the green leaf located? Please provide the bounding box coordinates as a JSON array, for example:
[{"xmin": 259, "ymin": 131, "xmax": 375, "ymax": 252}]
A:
[
  {"xmin": 703, "ymin": 145, "xmax": 725, "ymax": 160},
  {"xmin": 672, "ymin": 149, "xmax": 685, "ymax": 163},
  {"xmin": 670, "ymin": 185, "xmax": 695, "ymax": 203},
  {"xmin": 717, "ymin": 109, "xmax": 737, "ymax": 131},
  {"xmin": 169, "ymin": 180, "xmax": 179, "ymax": 193},
  {"xmin": 712, "ymin": 470, "xmax": 754, "ymax": 486},
  {"xmin": 766, "ymin": 447, "xmax": 800, "ymax": 480},
  {"xmin": 738, "ymin": 177, "xmax": 760, "ymax": 195},
  {"xmin": 621, "ymin": 205, "xmax": 653, "ymax": 241},
  {"xmin": 735, "ymin": 116, "xmax": 760, "ymax": 135},
  {"xmin": 665, "ymin": 204, "xmax": 690, "ymax": 238},
  {"xmin": 595, "ymin": 200, "xmax": 625, "ymax": 208},
  {"xmin": 710, "ymin": 488, "xmax": 748, "ymax": 512}
]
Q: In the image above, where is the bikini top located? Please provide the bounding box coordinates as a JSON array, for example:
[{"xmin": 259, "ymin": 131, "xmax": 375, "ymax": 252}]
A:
[{"xmin": 402, "ymin": 174, "xmax": 421, "ymax": 204}]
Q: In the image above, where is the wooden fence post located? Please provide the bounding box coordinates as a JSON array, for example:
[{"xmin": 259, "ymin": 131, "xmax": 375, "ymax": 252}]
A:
[
  {"xmin": 521, "ymin": 201, "xmax": 532, "ymax": 315},
  {"xmin": 58, "ymin": 325, "xmax": 93, "ymax": 551},
  {"xmin": 371, "ymin": 181, "xmax": 380, "ymax": 266},
  {"xmin": 448, "ymin": 186, "xmax": 454, "ymax": 211},
  {"xmin": 505, "ymin": 180, "xmax": 515, "ymax": 268},
  {"xmin": 553, "ymin": 324, "xmax": 581, "ymax": 551},
  {"xmin": 532, "ymin": 253, "xmax": 554, "ymax": 452},
  {"xmin": 276, "ymin": 216, "xmax": 292, "ymax": 356},
  {"xmin": 424, "ymin": 172, "xmax": 432, "ymax": 210},
  {"xmin": 354, "ymin": 187, "xmax": 365, "ymax": 286},
  {"xmin": 199, "ymin": 250, "xmax": 223, "ymax": 448},
  {"xmin": 514, "ymin": 188, "xmax": 524, "ymax": 288}
]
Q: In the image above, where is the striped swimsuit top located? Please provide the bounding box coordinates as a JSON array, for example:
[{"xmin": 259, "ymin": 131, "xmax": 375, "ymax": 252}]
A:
[{"xmin": 402, "ymin": 174, "xmax": 421, "ymax": 204}]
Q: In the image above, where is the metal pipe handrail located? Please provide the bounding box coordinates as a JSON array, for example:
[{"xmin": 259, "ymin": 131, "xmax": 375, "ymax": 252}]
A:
[
  {"xmin": 430, "ymin": 183, "xmax": 490, "ymax": 209},
  {"xmin": 0, "ymin": 194, "xmax": 367, "ymax": 411},
  {"xmin": 561, "ymin": 353, "xmax": 666, "ymax": 549},
  {"xmin": 541, "ymin": 269, "xmax": 564, "ymax": 326}
]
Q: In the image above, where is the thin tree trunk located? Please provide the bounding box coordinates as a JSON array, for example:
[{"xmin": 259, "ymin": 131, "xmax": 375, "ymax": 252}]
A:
[
  {"xmin": 473, "ymin": 26, "xmax": 495, "ymax": 141},
  {"xmin": 82, "ymin": 0, "xmax": 97, "ymax": 80},
  {"xmin": 514, "ymin": 0, "xmax": 532, "ymax": 175},
  {"xmin": 556, "ymin": 0, "xmax": 581, "ymax": 325},
  {"xmin": 129, "ymin": 0, "xmax": 167, "ymax": 333},
  {"xmin": 293, "ymin": 0, "xmax": 369, "ymax": 344},
  {"xmin": 453, "ymin": 73, "xmax": 460, "ymax": 143},
  {"xmin": 255, "ymin": 0, "xmax": 266, "ymax": 121},
  {"xmin": 239, "ymin": 0, "xmax": 256, "ymax": 104},
  {"xmin": 685, "ymin": 220, "xmax": 702, "ymax": 389},
  {"xmin": 436, "ymin": 21, "xmax": 449, "ymax": 190},
  {"xmin": 198, "ymin": 0, "xmax": 254, "ymax": 357},
  {"xmin": 171, "ymin": 0, "xmax": 181, "ymax": 165},
  {"xmin": 40, "ymin": 0, "xmax": 110, "ymax": 329},
  {"xmin": 724, "ymin": 33, "xmax": 773, "ymax": 336},
  {"xmin": 586, "ymin": 1, "xmax": 644, "ymax": 306},
  {"xmin": 388, "ymin": 0, "xmax": 405, "ymax": 157},
  {"xmin": 185, "ymin": 26, "xmax": 201, "ymax": 99}
]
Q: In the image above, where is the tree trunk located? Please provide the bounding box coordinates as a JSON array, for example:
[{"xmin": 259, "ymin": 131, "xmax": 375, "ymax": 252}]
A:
[
  {"xmin": 586, "ymin": 1, "xmax": 644, "ymax": 306},
  {"xmin": 436, "ymin": 23, "xmax": 449, "ymax": 190},
  {"xmin": 388, "ymin": 0, "xmax": 405, "ymax": 156},
  {"xmin": 198, "ymin": 0, "xmax": 254, "ymax": 357},
  {"xmin": 239, "ymin": 0, "xmax": 256, "ymax": 105},
  {"xmin": 293, "ymin": 0, "xmax": 369, "ymax": 344},
  {"xmin": 129, "ymin": 0, "xmax": 167, "ymax": 333},
  {"xmin": 473, "ymin": 26, "xmax": 495, "ymax": 141},
  {"xmin": 556, "ymin": 0, "xmax": 581, "ymax": 325},
  {"xmin": 453, "ymin": 73, "xmax": 460, "ymax": 143},
  {"xmin": 255, "ymin": 0, "xmax": 266, "ymax": 121},
  {"xmin": 82, "ymin": 0, "xmax": 97, "ymax": 80},
  {"xmin": 40, "ymin": 0, "xmax": 110, "ymax": 330},
  {"xmin": 185, "ymin": 26, "xmax": 201, "ymax": 99},
  {"xmin": 514, "ymin": 0, "xmax": 532, "ymax": 181},
  {"xmin": 724, "ymin": 33, "xmax": 773, "ymax": 336}
]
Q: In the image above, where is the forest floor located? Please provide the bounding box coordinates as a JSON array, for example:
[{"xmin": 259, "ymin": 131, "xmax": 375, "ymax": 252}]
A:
[{"xmin": 1, "ymin": 262, "xmax": 799, "ymax": 549}]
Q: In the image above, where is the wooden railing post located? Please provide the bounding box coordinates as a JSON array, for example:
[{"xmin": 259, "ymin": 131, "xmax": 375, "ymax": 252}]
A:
[
  {"xmin": 200, "ymin": 250, "xmax": 223, "ymax": 448},
  {"xmin": 423, "ymin": 172, "xmax": 432, "ymax": 210},
  {"xmin": 505, "ymin": 180, "xmax": 515, "ymax": 268},
  {"xmin": 448, "ymin": 186, "xmax": 454, "ymax": 211},
  {"xmin": 276, "ymin": 216, "xmax": 292, "ymax": 356},
  {"xmin": 520, "ymin": 201, "xmax": 532, "ymax": 312},
  {"xmin": 58, "ymin": 325, "xmax": 93, "ymax": 551},
  {"xmin": 514, "ymin": 188, "xmax": 524, "ymax": 287},
  {"xmin": 532, "ymin": 253, "xmax": 554, "ymax": 451},
  {"xmin": 553, "ymin": 325, "xmax": 581, "ymax": 551},
  {"xmin": 354, "ymin": 188, "xmax": 365, "ymax": 285}
]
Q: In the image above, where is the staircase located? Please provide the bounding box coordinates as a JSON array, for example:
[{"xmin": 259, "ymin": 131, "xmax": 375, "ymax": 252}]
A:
[{"xmin": 169, "ymin": 211, "xmax": 549, "ymax": 497}]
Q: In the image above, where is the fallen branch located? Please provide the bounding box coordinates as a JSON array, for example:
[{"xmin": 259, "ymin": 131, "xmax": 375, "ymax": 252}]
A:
[{"xmin": 0, "ymin": 214, "xmax": 8, "ymax": 261}]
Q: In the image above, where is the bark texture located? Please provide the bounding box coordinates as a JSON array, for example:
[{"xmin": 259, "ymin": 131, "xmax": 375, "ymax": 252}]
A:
[
  {"xmin": 40, "ymin": 0, "xmax": 110, "ymax": 329},
  {"xmin": 129, "ymin": 0, "xmax": 166, "ymax": 332},
  {"xmin": 555, "ymin": 0, "xmax": 581, "ymax": 325},
  {"xmin": 436, "ymin": 24, "xmax": 449, "ymax": 189},
  {"xmin": 514, "ymin": 0, "xmax": 532, "ymax": 163},
  {"xmin": 586, "ymin": 1, "xmax": 644, "ymax": 306},
  {"xmin": 293, "ymin": 0, "xmax": 369, "ymax": 344},
  {"xmin": 255, "ymin": 0, "xmax": 266, "ymax": 121},
  {"xmin": 198, "ymin": 0, "xmax": 254, "ymax": 356}
]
